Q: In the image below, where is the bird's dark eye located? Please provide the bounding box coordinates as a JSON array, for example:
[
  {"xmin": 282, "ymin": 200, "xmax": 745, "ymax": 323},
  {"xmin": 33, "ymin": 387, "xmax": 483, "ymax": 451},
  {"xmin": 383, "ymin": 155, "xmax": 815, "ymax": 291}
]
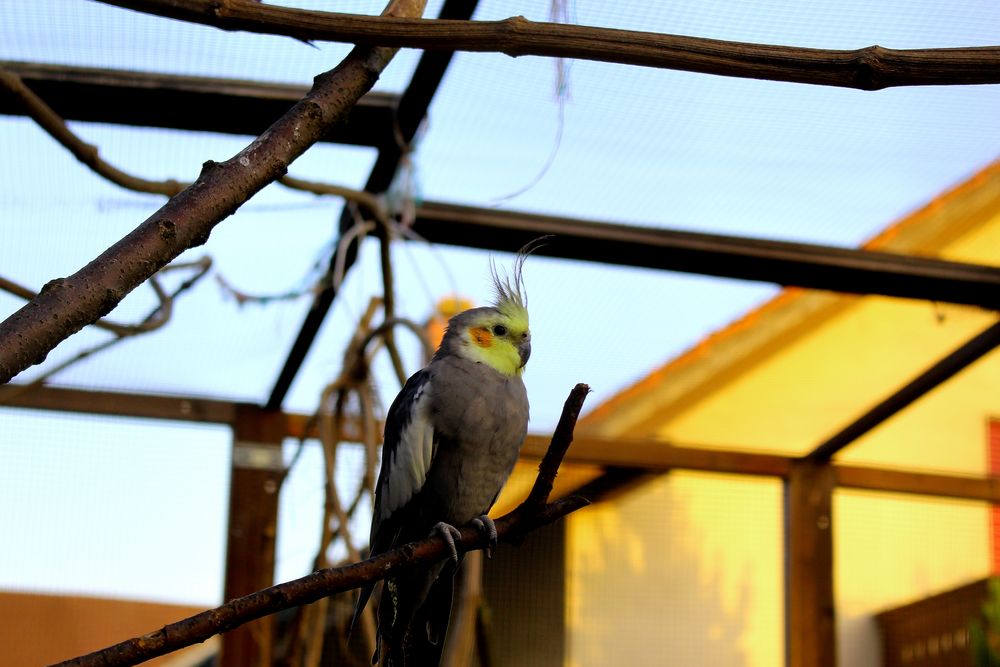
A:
[{"xmin": 492, "ymin": 324, "xmax": 508, "ymax": 336}]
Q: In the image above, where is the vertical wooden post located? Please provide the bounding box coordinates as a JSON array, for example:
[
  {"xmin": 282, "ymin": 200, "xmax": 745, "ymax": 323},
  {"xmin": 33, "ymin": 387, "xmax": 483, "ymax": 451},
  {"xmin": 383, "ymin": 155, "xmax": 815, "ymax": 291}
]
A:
[
  {"xmin": 786, "ymin": 460, "xmax": 836, "ymax": 667},
  {"xmin": 220, "ymin": 405, "xmax": 285, "ymax": 667}
]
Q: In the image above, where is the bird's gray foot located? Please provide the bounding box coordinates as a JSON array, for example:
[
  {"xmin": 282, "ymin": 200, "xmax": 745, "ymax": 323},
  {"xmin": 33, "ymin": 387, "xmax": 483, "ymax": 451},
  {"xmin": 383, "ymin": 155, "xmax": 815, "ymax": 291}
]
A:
[
  {"xmin": 471, "ymin": 515, "xmax": 498, "ymax": 559},
  {"xmin": 432, "ymin": 522, "xmax": 463, "ymax": 563}
]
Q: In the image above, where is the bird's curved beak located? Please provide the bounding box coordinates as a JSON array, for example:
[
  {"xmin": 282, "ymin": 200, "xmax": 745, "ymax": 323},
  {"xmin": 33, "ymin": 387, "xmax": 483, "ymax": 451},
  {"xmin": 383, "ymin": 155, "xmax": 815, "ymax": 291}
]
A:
[{"xmin": 518, "ymin": 334, "xmax": 532, "ymax": 368}]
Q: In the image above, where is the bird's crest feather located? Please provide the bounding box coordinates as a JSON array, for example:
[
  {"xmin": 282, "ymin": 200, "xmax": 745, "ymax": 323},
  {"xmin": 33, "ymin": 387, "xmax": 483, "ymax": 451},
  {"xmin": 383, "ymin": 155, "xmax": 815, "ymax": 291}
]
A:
[{"xmin": 489, "ymin": 237, "xmax": 548, "ymax": 326}]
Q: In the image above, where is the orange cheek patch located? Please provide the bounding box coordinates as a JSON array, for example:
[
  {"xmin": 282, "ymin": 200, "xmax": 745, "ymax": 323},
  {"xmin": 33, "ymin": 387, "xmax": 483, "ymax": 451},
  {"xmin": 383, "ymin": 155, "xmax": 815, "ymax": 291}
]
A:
[{"xmin": 470, "ymin": 327, "xmax": 493, "ymax": 347}]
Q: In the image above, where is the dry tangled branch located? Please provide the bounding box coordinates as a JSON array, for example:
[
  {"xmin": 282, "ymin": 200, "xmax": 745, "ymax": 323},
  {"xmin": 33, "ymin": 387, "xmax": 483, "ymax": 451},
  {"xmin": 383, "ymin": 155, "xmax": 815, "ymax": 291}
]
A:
[
  {"xmin": 98, "ymin": 0, "xmax": 1000, "ymax": 90},
  {"xmin": 276, "ymin": 194, "xmax": 440, "ymax": 660},
  {"xmin": 0, "ymin": 58, "xmax": 397, "ymax": 387},
  {"xmin": 0, "ymin": 259, "xmax": 207, "ymax": 338},
  {"xmin": 0, "ymin": 257, "xmax": 213, "ymax": 404},
  {"xmin": 53, "ymin": 383, "xmax": 592, "ymax": 667},
  {"xmin": 276, "ymin": 296, "xmax": 414, "ymax": 664},
  {"xmin": 0, "ymin": 0, "xmax": 429, "ymax": 385}
]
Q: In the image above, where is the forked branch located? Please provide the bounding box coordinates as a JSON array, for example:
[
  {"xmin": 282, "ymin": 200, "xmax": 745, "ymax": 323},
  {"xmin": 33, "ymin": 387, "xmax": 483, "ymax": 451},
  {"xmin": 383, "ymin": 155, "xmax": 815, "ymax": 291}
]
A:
[
  {"xmin": 0, "ymin": 0, "xmax": 428, "ymax": 384},
  {"xmin": 52, "ymin": 383, "xmax": 592, "ymax": 667}
]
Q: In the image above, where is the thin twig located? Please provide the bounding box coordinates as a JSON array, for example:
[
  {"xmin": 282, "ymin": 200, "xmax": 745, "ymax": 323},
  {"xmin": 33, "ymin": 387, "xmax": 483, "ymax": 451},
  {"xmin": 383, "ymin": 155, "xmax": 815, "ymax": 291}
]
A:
[
  {"xmin": 278, "ymin": 296, "xmax": 400, "ymax": 663},
  {"xmin": 279, "ymin": 175, "xmax": 382, "ymax": 213},
  {"xmin": 345, "ymin": 383, "xmax": 379, "ymax": 657},
  {"xmin": 215, "ymin": 272, "xmax": 322, "ymax": 306},
  {"xmin": 0, "ymin": 258, "xmax": 210, "ymax": 338},
  {"xmin": 0, "ymin": 65, "xmax": 382, "ymax": 207},
  {"xmin": 0, "ymin": 67, "xmax": 184, "ymax": 196},
  {"xmin": 0, "ymin": 62, "xmax": 385, "ymax": 313},
  {"xmin": 302, "ymin": 386, "xmax": 344, "ymax": 666},
  {"xmin": 97, "ymin": 0, "xmax": 1000, "ymax": 90},
  {"xmin": 351, "ymin": 384, "xmax": 379, "ymax": 516},
  {"xmin": 354, "ymin": 317, "xmax": 433, "ymax": 368},
  {"xmin": 0, "ymin": 259, "xmax": 212, "ymax": 404},
  {"xmin": 52, "ymin": 383, "xmax": 592, "ymax": 667},
  {"xmin": 522, "ymin": 383, "xmax": 590, "ymax": 511}
]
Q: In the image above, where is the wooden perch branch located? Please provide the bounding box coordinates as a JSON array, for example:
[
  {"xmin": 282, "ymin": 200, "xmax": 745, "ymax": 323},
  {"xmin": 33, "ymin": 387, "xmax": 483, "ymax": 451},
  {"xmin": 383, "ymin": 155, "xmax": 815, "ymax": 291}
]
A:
[
  {"xmin": 0, "ymin": 0, "xmax": 428, "ymax": 385},
  {"xmin": 99, "ymin": 0, "xmax": 1000, "ymax": 90},
  {"xmin": 522, "ymin": 382, "xmax": 591, "ymax": 511},
  {"xmin": 52, "ymin": 383, "xmax": 592, "ymax": 667}
]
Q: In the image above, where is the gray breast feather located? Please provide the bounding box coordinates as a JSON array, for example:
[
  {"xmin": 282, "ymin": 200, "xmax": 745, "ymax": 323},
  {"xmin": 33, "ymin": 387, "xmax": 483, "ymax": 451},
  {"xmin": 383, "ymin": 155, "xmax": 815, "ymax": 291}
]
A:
[
  {"xmin": 427, "ymin": 356, "xmax": 528, "ymax": 437},
  {"xmin": 420, "ymin": 356, "xmax": 529, "ymax": 523},
  {"xmin": 376, "ymin": 355, "xmax": 529, "ymax": 529}
]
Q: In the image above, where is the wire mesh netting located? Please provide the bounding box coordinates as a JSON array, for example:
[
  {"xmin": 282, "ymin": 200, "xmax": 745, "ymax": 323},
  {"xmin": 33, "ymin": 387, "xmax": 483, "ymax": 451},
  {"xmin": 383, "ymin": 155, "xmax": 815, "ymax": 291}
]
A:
[
  {"xmin": 566, "ymin": 472, "xmax": 785, "ymax": 667},
  {"xmin": 835, "ymin": 490, "xmax": 991, "ymax": 666}
]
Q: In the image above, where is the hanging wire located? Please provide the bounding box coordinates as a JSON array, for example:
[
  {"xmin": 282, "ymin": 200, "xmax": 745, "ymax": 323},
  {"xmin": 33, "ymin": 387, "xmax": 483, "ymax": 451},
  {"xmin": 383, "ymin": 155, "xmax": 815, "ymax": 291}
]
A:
[{"xmin": 489, "ymin": 0, "xmax": 575, "ymax": 205}]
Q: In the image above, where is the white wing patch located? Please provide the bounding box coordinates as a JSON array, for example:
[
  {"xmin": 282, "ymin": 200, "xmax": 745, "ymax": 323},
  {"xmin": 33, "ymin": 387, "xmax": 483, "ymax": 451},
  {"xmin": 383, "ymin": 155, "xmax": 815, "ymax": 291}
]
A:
[{"xmin": 381, "ymin": 382, "xmax": 436, "ymax": 519}]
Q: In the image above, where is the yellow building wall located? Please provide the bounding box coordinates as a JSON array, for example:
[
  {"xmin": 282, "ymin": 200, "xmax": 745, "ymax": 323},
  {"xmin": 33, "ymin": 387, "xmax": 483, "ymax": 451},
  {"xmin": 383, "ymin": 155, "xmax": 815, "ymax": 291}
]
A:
[
  {"xmin": 567, "ymin": 472, "xmax": 784, "ymax": 667},
  {"xmin": 834, "ymin": 491, "xmax": 989, "ymax": 666},
  {"xmin": 655, "ymin": 297, "xmax": 996, "ymax": 460},
  {"xmin": 567, "ymin": 201, "xmax": 1000, "ymax": 665},
  {"xmin": 639, "ymin": 304, "xmax": 997, "ymax": 665}
]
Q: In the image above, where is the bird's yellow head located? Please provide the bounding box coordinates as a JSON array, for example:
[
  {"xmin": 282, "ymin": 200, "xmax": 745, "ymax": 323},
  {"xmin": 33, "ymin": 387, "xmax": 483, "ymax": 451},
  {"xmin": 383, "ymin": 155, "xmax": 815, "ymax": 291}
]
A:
[{"xmin": 436, "ymin": 247, "xmax": 535, "ymax": 377}]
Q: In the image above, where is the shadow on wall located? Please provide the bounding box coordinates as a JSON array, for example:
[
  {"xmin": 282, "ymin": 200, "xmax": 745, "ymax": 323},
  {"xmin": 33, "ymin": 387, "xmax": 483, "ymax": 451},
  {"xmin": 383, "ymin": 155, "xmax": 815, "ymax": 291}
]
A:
[{"xmin": 566, "ymin": 473, "xmax": 768, "ymax": 667}]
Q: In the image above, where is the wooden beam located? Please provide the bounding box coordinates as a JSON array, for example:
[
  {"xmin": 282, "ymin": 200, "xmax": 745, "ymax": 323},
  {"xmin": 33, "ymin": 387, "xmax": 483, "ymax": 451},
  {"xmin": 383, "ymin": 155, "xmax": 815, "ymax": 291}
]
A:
[
  {"xmin": 522, "ymin": 434, "xmax": 793, "ymax": 477},
  {"xmin": 785, "ymin": 460, "xmax": 836, "ymax": 667},
  {"xmin": 412, "ymin": 201, "xmax": 1000, "ymax": 310},
  {"xmin": 0, "ymin": 384, "xmax": 236, "ymax": 423},
  {"xmin": 0, "ymin": 61, "xmax": 398, "ymax": 148},
  {"xmin": 7, "ymin": 386, "xmax": 1000, "ymax": 504},
  {"xmin": 0, "ymin": 384, "xmax": 373, "ymax": 440},
  {"xmin": 562, "ymin": 466, "xmax": 653, "ymax": 504},
  {"xmin": 221, "ymin": 405, "xmax": 285, "ymax": 667},
  {"xmin": 836, "ymin": 465, "xmax": 1000, "ymax": 503}
]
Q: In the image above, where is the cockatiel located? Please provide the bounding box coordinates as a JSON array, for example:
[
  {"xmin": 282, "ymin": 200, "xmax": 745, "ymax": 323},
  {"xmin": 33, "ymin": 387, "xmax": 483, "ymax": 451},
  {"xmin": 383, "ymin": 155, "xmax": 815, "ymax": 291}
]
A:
[{"xmin": 351, "ymin": 253, "xmax": 533, "ymax": 666}]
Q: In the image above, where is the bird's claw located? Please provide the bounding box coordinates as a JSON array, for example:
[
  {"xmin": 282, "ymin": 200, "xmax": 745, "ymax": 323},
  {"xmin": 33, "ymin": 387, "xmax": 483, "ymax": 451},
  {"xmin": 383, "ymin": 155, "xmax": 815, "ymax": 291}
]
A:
[
  {"xmin": 471, "ymin": 515, "xmax": 498, "ymax": 559},
  {"xmin": 431, "ymin": 522, "xmax": 463, "ymax": 563}
]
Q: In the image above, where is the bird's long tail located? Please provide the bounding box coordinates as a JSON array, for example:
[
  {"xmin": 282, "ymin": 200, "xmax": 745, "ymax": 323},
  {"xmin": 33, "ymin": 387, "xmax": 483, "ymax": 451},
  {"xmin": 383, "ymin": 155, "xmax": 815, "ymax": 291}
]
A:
[{"xmin": 376, "ymin": 562, "xmax": 457, "ymax": 666}]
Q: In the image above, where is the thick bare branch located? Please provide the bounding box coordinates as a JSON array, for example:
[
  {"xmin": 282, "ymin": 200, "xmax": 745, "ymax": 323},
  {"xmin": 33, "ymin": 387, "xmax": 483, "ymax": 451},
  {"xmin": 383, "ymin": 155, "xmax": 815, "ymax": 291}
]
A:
[
  {"xmin": 53, "ymin": 383, "xmax": 592, "ymax": 667},
  {"xmin": 99, "ymin": 0, "xmax": 1000, "ymax": 90},
  {"xmin": 0, "ymin": 0, "xmax": 428, "ymax": 384}
]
